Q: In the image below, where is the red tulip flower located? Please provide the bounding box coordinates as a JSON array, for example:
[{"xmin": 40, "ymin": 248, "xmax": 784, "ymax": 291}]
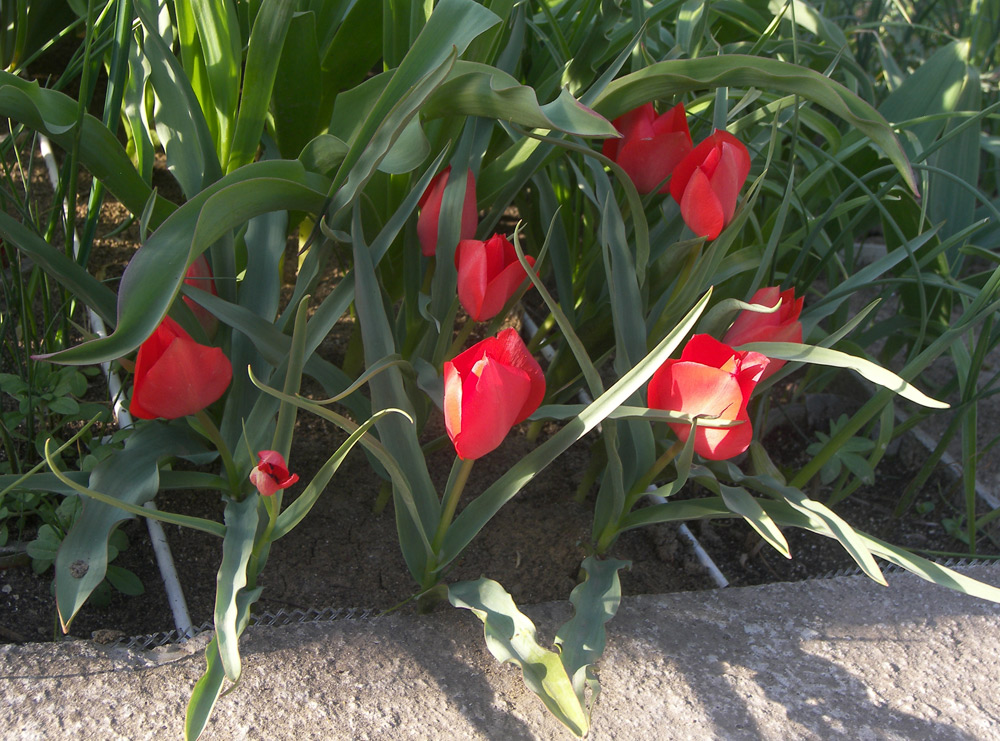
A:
[
  {"xmin": 130, "ymin": 317, "xmax": 233, "ymax": 420},
  {"xmin": 183, "ymin": 254, "xmax": 219, "ymax": 337},
  {"xmin": 454, "ymin": 233, "xmax": 536, "ymax": 322},
  {"xmin": 647, "ymin": 334, "xmax": 769, "ymax": 461},
  {"xmin": 669, "ymin": 130, "xmax": 752, "ymax": 240},
  {"xmin": 443, "ymin": 328, "xmax": 546, "ymax": 460},
  {"xmin": 601, "ymin": 102, "xmax": 693, "ymax": 194},
  {"xmin": 249, "ymin": 450, "xmax": 299, "ymax": 497},
  {"xmin": 723, "ymin": 287, "xmax": 804, "ymax": 381},
  {"xmin": 417, "ymin": 166, "xmax": 478, "ymax": 257}
]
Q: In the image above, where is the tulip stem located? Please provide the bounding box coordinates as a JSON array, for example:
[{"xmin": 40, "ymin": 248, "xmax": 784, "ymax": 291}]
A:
[
  {"xmin": 625, "ymin": 440, "xmax": 685, "ymax": 511},
  {"xmin": 431, "ymin": 456, "xmax": 475, "ymax": 554},
  {"xmin": 445, "ymin": 318, "xmax": 476, "ymax": 360},
  {"xmin": 596, "ymin": 440, "xmax": 685, "ymax": 554},
  {"xmin": 194, "ymin": 410, "xmax": 242, "ymax": 497}
]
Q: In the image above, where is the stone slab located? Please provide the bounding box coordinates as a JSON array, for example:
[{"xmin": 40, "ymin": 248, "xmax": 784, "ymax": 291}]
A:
[{"xmin": 3, "ymin": 564, "xmax": 1000, "ymax": 739}]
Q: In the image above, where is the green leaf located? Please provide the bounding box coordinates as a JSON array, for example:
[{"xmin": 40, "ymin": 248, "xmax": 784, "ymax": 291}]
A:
[
  {"xmin": 720, "ymin": 484, "xmax": 789, "ymax": 558},
  {"xmin": 738, "ymin": 342, "xmax": 948, "ymax": 408},
  {"xmin": 185, "ymin": 585, "xmax": 263, "ymax": 740},
  {"xmin": 351, "ymin": 207, "xmax": 439, "ymax": 581},
  {"xmin": 420, "ymin": 62, "xmax": 617, "ymax": 136},
  {"xmin": 298, "ymin": 134, "xmax": 349, "ymax": 176},
  {"xmin": 318, "ymin": 0, "xmax": 382, "ymax": 125},
  {"xmin": 449, "ymin": 578, "xmax": 590, "ymax": 737},
  {"xmin": 726, "ymin": 469, "xmax": 886, "ymax": 585},
  {"xmin": 54, "ymin": 423, "xmax": 206, "ymax": 630},
  {"xmin": 879, "ymin": 40, "xmax": 973, "ymax": 150},
  {"xmin": 272, "ymin": 9, "xmax": 322, "ymax": 160},
  {"xmin": 325, "ymin": 0, "xmax": 500, "ymax": 218},
  {"xmin": 555, "ymin": 557, "xmax": 628, "ymax": 711},
  {"xmin": 105, "ymin": 565, "xmax": 145, "ymax": 596},
  {"xmin": 134, "ymin": 0, "xmax": 223, "ymax": 197},
  {"xmin": 215, "ymin": 494, "xmax": 260, "ymax": 683},
  {"xmin": 0, "ymin": 213, "xmax": 117, "ymax": 327},
  {"xmin": 760, "ymin": 499, "xmax": 1000, "ymax": 603},
  {"xmin": 249, "ymin": 369, "xmax": 430, "ymax": 558},
  {"xmin": 26, "ymin": 524, "xmax": 61, "ymax": 565},
  {"xmin": 187, "ymin": 0, "xmax": 242, "ymax": 166},
  {"xmin": 227, "ymin": 0, "xmax": 296, "ymax": 170},
  {"xmin": 42, "ymin": 161, "xmax": 329, "ymax": 365},
  {"xmin": 271, "ymin": 408, "xmax": 407, "ymax": 540}
]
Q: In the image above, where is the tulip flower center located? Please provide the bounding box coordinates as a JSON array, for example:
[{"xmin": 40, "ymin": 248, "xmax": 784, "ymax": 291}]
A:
[{"xmin": 720, "ymin": 356, "xmax": 739, "ymax": 374}]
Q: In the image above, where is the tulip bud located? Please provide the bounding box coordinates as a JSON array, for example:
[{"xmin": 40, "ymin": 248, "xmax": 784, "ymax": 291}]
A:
[
  {"xmin": 183, "ymin": 255, "xmax": 219, "ymax": 337},
  {"xmin": 455, "ymin": 234, "xmax": 536, "ymax": 322},
  {"xmin": 443, "ymin": 328, "xmax": 546, "ymax": 460},
  {"xmin": 723, "ymin": 287, "xmax": 804, "ymax": 381},
  {"xmin": 417, "ymin": 166, "xmax": 478, "ymax": 257},
  {"xmin": 249, "ymin": 450, "xmax": 299, "ymax": 497},
  {"xmin": 669, "ymin": 130, "xmax": 752, "ymax": 240}
]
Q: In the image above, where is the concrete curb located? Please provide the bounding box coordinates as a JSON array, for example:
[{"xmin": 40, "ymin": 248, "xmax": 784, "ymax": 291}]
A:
[{"xmin": 4, "ymin": 564, "xmax": 1000, "ymax": 739}]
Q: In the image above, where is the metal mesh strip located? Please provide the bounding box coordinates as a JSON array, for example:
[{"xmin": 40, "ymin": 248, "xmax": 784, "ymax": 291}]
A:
[
  {"xmin": 119, "ymin": 559, "xmax": 1000, "ymax": 651},
  {"xmin": 817, "ymin": 556, "xmax": 999, "ymax": 581},
  {"xmin": 120, "ymin": 606, "xmax": 382, "ymax": 651}
]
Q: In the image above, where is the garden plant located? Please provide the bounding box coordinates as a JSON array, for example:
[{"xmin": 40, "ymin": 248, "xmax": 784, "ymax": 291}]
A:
[{"xmin": 2, "ymin": 0, "xmax": 1000, "ymax": 737}]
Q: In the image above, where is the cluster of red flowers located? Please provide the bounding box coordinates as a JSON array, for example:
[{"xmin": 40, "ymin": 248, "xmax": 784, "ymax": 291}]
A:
[
  {"xmin": 130, "ymin": 124, "xmax": 795, "ymax": 477},
  {"xmin": 603, "ymin": 102, "xmax": 752, "ymax": 240},
  {"xmin": 413, "ymin": 136, "xmax": 798, "ymax": 462}
]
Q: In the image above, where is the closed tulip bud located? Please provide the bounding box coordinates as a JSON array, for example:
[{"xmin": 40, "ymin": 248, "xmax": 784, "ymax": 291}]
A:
[
  {"xmin": 647, "ymin": 334, "xmax": 768, "ymax": 461},
  {"xmin": 669, "ymin": 130, "xmax": 751, "ymax": 240},
  {"xmin": 417, "ymin": 166, "xmax": 478, "ymax": 257},
  {"xmin": 455, "ymin": 234, "xmax": 536, "ymax": 322},
  {"xmin": 723, "ymin": 287, "xmax": 804, "ymax": 381},
  {"xmin": 249, "ymin": 450, "xmax": 299, "ymax": 497},
  {"xmin": 444, "ymin": 328, "xmax": 546, "ymax": 460},
  {"xmin": 130, "ymin": 317, "xmax": 232, "ymax": 420},
  {"xmin": 601, "ymin": 102, "xmax": 693, "ymax": 194}
]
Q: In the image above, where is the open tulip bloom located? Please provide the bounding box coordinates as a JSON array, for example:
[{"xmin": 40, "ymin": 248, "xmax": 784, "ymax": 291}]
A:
[
  {"xmin": 723, "ymin": 287, "xmax": 804, "ymax": 381},
  {"xmin": 648, "ymin": 334, "xmax": 769, "ymax": 461},
  {"xmin": 455, "ymin": 233, "xmax": 536, "ymax": 322},
  {"xmin": 601, "ymin": 102, "xmax": 693, "ymax": 194},
  {"xmin": 417, "ymin": 166, "xmax": 478, "ymax": 257},
  {"xmin": 669, "ymin": 130, "xmax": 752, "ymax": 240},
  {"xmin": 443, "ymin": 328, "xmax": 546, "ymax": 460},
  {"xmin": 130, "ymin": 316, "xmax": 233, "ymax": 420},
  {"xmin": 249, "ymin": 450, "xmax": 299, "ymax": 497}
]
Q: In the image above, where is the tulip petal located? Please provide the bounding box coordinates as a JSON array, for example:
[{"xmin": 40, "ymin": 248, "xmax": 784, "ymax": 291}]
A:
[
  {"xmin": 456, "ymin": 239, "xmax": 491, "ymax": 320},
  {"xmin": 477, "ymin": 257, "xmax": 535, "ymax": 322},
  {"xmin": 708, "ymin": 141, "xmax": 745, "ymax": 223},
  {"xmin": 492, "ymin": 327, "xmax": 546, "ymax": 423},
  {"xmin": 444, "ymin": 360, "xmax": 464, "ymax": 439},
  {"xmin": 131, "ymin": 319, "xmax": 232, "ymax": 419},
  {"xmin": 679, "ymin": 166, "xmax": 725, "ymax": 240},
  {"xmin": 616, "ymin": 131, "xmax": 693, "ymax": 194},
  {"xmin": 417, "ymin": 170, "xmax": 448, "ymax": 256}
]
